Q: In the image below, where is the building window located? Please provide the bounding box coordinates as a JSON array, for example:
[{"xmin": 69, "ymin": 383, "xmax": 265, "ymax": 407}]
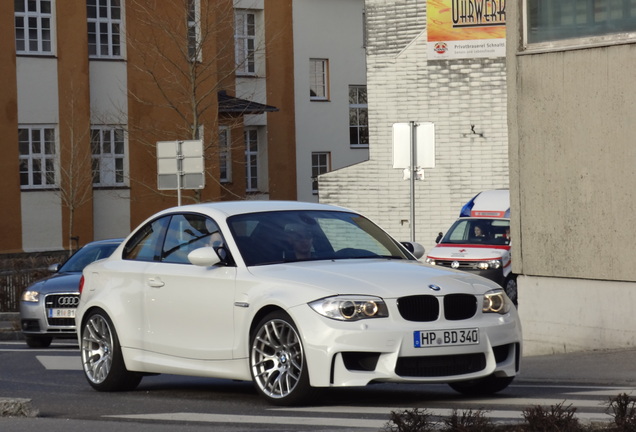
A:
[
  {"xmin": 91, "ymin": 127, "xmax": 126, "ymax": 187},
  {"xmin": 18, "ymin": 126, "xmax": 56, "ymax": 189},
  {"xmin": 219, "ymin": 127, "xmax": 231, "ymax": 183},
  {"xmin": 14, "ymin": 0, "xmax": 53, "ymax": 55},
  {"xmin": 310, "ymin": 59, "xmax": 329, "ymax": 100},
  {"xmin": 187, "ymin": 0, "xmax": 201, "ymax": 62},
  {"xmin": 524, "ymin": 0, "xmax": 636, "ymax": 48},
  {"xmin": 245, "ymin": 128, "xmax": 259, "ymax": 192},
  {"xmin": 311, "ymin": 152, "xmax": 331, "ymax": 195},
  {"xmin": 235, "ymin": 10, "xmax": 256, "ymax": 75},
  {"xmin": 349, "ymin": 85, "xmax": 369, "ymax": 148},
  {"xmin": 87, "ymin": 0, "xmax": 122, "ymax": 58}
]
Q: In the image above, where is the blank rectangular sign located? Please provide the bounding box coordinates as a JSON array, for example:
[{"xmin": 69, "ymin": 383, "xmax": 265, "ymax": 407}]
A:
[{"xmin": 392, "ymin": 122, "xmax": 436, "ymax": 169}]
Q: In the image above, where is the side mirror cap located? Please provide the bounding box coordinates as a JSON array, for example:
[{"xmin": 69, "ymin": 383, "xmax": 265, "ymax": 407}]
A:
[
  {"xmin": 401, "ymin": 242, "xmax": 425, "ymax": 259},
  {"xmin": 188, "ymin": 247, "xmax": 222, "ymax": 267},
  {"xmin": 435, "ymin": 232, "xmax": 443, "ymax": 244}
]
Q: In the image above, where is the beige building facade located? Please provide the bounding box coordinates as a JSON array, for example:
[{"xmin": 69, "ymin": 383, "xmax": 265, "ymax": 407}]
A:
[{"xmin": 507, "ymin": 1, "xmax": 636, "ymax": 355}]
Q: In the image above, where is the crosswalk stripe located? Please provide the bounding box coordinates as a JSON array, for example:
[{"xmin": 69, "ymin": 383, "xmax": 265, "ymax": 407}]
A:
[
  {"xmin": 36, "ymin": 355, "xmax": 81, "ymax": 370},
  {"xmin": 106, "ymin": 412, "xmax": 387, "ymax": 429}
]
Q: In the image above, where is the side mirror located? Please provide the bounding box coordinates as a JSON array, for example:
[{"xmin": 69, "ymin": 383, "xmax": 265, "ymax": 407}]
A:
[
  {"xmin": 48, "ymin": 263, "xmax": 61, "ymax": 273},
  {"xmin": 188, "ymin": 247, "xmax": 222, "ymax": 267},
  {"xmin": 401, "ymin": 242, "xmax": 425, "ymax": 259},
  {"xmin": 435, "ymin": 232, "xmax": 443, "ymax": 244}
]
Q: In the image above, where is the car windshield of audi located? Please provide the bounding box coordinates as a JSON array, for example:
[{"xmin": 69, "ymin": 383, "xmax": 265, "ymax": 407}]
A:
[{"xmin": 76, "ymin": 201, "xmax": 521, "ymax": 405}]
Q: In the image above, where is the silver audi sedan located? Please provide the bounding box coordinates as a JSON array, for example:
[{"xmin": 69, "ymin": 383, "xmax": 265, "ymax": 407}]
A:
[{"xmin": 20, "ymin": 238, "xmax": 122, "ymax": 348}]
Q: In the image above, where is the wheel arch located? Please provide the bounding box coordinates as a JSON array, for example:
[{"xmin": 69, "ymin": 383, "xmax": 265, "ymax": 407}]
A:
[{"xmin": 249, "ymin": 304, "xmax": 286, "ymax": 338}]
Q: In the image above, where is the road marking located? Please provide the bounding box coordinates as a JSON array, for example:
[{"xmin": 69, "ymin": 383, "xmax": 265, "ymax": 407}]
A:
[
  {"xmin": 108, "ymin": 406, "xmax": 613, "ymax": 427},
  {"xmin": 106, "ymin": 412, "xmax": 387, "ymax": 429},
  {"xmin": 36, "ymin": 355, "xmax": 81, "ymax": 370}
]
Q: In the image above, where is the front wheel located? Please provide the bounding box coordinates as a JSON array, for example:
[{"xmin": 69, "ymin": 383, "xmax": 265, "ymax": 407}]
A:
[
  {"xmin": 25, "ymin": 335, "xmax": 52, "ymax": 348},
  {"xmin": 449, "ymin": 375, "xmax": 514, "ymax": 396},
  {"xmin": 80, "ymin": 309, "xmax": 142, "ymax": 391},
  {"xmin": 250, "ymin": 311, "xmax": 314, "ymax": 405}
]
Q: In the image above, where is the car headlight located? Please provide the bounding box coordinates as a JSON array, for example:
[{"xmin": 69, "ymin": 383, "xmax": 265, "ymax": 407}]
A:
[
  {"xmin": 21, "ymin": 291, "xmax": 40, "ymax": 303},
  {"xmin": 482, "ymin": 289, "xmax": 512, "ymax": 314},
  {"xmin": 309, "ymin": 296, "xmax": 389, "ymax": 321},
  {"xmin": 425, "ymin": 258, "xmax": 436, "ymax": 265},
  {"xmin": 474, "ymin": 259, "xmax": 502, "ymax": 270}
]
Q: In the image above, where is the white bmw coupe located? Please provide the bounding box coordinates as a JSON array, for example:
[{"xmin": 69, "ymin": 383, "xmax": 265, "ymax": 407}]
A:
[{"xmin": 76, "ymin": 201, "xmax": 521, "ymax": 405}]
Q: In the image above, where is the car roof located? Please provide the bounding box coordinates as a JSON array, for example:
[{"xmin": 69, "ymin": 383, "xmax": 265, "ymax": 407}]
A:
[
  {"xmin": 82, "ymin": 238, "xmax": 124, "ymax": 246},
  {"xmin": 156, "ymin": 200, "xmax": 351, "ymax": 219}
]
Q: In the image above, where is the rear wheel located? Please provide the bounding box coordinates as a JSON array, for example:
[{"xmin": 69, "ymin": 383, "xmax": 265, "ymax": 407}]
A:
[
  {"xmin": 25, "ymin": 335, "xmax": 52, "ymax": 348},
  {"xmin": 449, "ymin": 375, "xmax": 514, "ymax": 395},
  {"xmin": 80, "ymin": 309, "xmax": 142, "ymax": 391},
  {"xmin": 250, "ymin": 311, "xmax": 314, "ymax": 405},
  {"xmin": 504, "ymin": 275, "xmax": 518, "ymax": 305}
]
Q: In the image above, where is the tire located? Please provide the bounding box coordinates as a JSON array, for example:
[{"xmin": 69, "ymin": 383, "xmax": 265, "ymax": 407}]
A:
[
  {"xmin": 25, "ymin": 335, "xmax": 53, "ymax": 348},
  {"xmin": 80, "ymin": 309, "xmax": 142, "ymax": 392},
  {"xmin": 449, "ymin": 375, "xmax": 514, "ymax": 396},
  {"xmin": 250, "ymin": 311, "xmax": 315, "ymax": 406},
  {"xmin": 504, "ymin": 275, "xmax": 518, "ymax": 305}
]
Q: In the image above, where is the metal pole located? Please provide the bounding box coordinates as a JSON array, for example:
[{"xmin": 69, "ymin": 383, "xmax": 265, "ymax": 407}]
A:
[
  {"xmin": 177, "ymin": 141, "xmax": 183, "ymax": 206},
  {"xmin": 410, "ymin": 121, "xmax": 416, "ymax": 242}
]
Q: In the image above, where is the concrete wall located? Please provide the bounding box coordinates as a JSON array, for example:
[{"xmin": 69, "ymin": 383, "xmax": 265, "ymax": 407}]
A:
[
  {"xmin": 319, "ymin": 0, "xmax": 509, "ymax": 251},
  {"xmin": 507, "ymin": 3, "xmax": 636, "ymax": 354}
]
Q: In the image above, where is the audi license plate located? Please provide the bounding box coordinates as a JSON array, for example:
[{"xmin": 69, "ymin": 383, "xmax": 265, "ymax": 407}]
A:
[
  {"xmin": 48, "ymin": 308, "xmax": 76, "ymax": 318},
  {"xmin": 414, "ymin": 328, "xmax": 479, "ymax": 348}
]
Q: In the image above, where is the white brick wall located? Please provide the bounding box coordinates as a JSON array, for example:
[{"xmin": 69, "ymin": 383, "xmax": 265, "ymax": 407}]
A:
[{"xmin": 319, "ymin": 0, "xmax": 509, "ymax": 251}]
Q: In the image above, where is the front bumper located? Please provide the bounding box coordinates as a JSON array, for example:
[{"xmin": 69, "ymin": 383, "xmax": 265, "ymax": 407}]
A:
[
  {"xmin": 290, "ymin": 303, "xmax": 522, "ymax": 388},
  {"xmin": 19, "ymin": 293, "xmax": 78, "ymax": 338}
]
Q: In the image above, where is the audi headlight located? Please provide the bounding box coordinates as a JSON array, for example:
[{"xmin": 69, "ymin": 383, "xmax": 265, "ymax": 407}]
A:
[
  {"xmin": 482, "ymin": 289, "xmax": 511, "ymax": 314},
  {"xmin": 309, "ymin": 296, "xmax": 389, "ymax": 321},
  {"xmin": 425, "ymin": 258, "xmax": 436, "ymax": 265},
  {"xmin": 21, "ymin": 291, "xmax": 40, "ymax": 303}
]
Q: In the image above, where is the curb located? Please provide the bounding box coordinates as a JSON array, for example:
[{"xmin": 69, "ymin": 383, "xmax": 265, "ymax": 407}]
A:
[{"xmin": 0, "ymin": 398, "xmax": 38, "ymax": 418}]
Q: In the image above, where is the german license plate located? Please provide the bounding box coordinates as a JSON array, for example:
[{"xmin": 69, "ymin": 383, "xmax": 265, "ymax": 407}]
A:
[
  {"xmin": 47, "ymin": 308, "xmax": 76, "ymax": 318},
  {"xmin": 414, "ymin": 328, "xmax": 479, "ymax": 348}
]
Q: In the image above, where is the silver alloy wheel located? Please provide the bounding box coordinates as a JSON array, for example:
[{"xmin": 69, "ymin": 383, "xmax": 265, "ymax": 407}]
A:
[
  {"xmin": 251, "ymin": 318, "xmax": 304, "ymax": 399},
  {"xmin": 81, "ymin": 314, "xmax": 114, "ymax": 384}
]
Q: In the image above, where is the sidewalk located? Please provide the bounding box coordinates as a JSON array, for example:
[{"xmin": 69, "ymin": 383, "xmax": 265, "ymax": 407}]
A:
[
  {"xmin": 0, "ymin": 313, "xmax": 23, "ymax": 341},
  {"xmin": 519, "ymin": 347, "xmax": 636, "ymax": 387}
]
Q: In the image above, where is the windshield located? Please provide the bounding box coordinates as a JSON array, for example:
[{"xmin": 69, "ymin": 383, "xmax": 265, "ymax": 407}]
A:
[
  {"xmin": 440, "ymin": 218, "xmax": 510, "ymax": 246},
  {"xmin": 227, "ymin": 210, "xmax": 414, "ymax": 266},
  {"xmin": 58, "ymin": 242, "xmax": 120, "ymax": 273}
]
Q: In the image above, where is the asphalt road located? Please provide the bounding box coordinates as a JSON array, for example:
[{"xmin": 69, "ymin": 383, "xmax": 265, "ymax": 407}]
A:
[{"xmin": 1, "ymin": 337, "xmax": 636, "ymax": 432}]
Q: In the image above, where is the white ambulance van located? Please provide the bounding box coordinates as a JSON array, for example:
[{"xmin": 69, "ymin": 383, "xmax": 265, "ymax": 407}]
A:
[{"xmin": 425, "ymin": 189, "xmax": 517, "ymax": 304}]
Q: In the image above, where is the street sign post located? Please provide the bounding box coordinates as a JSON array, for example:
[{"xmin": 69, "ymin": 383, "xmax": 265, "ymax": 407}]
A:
[
  {"xmin": 157, "ymin": 140, "xmax": 205, "ymax": 206},
  {"xmin": 392, "ymin": 122, "xmax": 436, "ymax": 242}
]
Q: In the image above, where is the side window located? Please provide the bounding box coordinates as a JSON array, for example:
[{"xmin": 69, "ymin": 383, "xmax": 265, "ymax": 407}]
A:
[
  {"xmin": 161, "ymin": 214, "xmax": 222, "ymax": 264},
  {"xmin": 123, "ymin": 217, "xmax": 170, "ymax": 261}
]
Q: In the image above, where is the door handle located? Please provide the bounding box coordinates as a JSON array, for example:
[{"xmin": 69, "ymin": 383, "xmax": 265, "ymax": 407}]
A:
[{"xmin": 147, "ymin": 277, "xmax": 165, "ymax": 288}]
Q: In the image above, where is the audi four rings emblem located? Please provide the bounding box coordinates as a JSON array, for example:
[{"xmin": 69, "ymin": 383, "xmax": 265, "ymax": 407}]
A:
[{"xmin": 56, "ymin": 296, "xmax": 79, "ymax": 306}]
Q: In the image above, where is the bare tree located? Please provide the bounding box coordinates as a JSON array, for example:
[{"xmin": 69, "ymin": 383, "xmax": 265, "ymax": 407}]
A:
[
  {"xmin": 123, "ymin": 0, "xmax": 275, "ymax": 204},
  {"xmin": 57, "ymin": 83, "xmax": 94, "ymax": 254}
]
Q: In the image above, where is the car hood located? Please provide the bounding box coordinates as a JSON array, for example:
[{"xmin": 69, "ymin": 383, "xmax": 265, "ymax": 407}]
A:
[
  {"xmin": 247, "ymin": 259, "xmax": 499, "ymax": 299},
  {"xmin": 427, "ymin": 244, "xmax": 509, "ymax": 260},
  {"xmin": 26, "ymin": 272, "xmax": 82, "ymax": 294}
]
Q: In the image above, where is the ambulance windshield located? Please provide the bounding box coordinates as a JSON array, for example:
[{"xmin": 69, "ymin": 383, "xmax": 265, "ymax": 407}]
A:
[{"xmin": 440, "ymin": 219, "xmax": 510, "ymax": 246}]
